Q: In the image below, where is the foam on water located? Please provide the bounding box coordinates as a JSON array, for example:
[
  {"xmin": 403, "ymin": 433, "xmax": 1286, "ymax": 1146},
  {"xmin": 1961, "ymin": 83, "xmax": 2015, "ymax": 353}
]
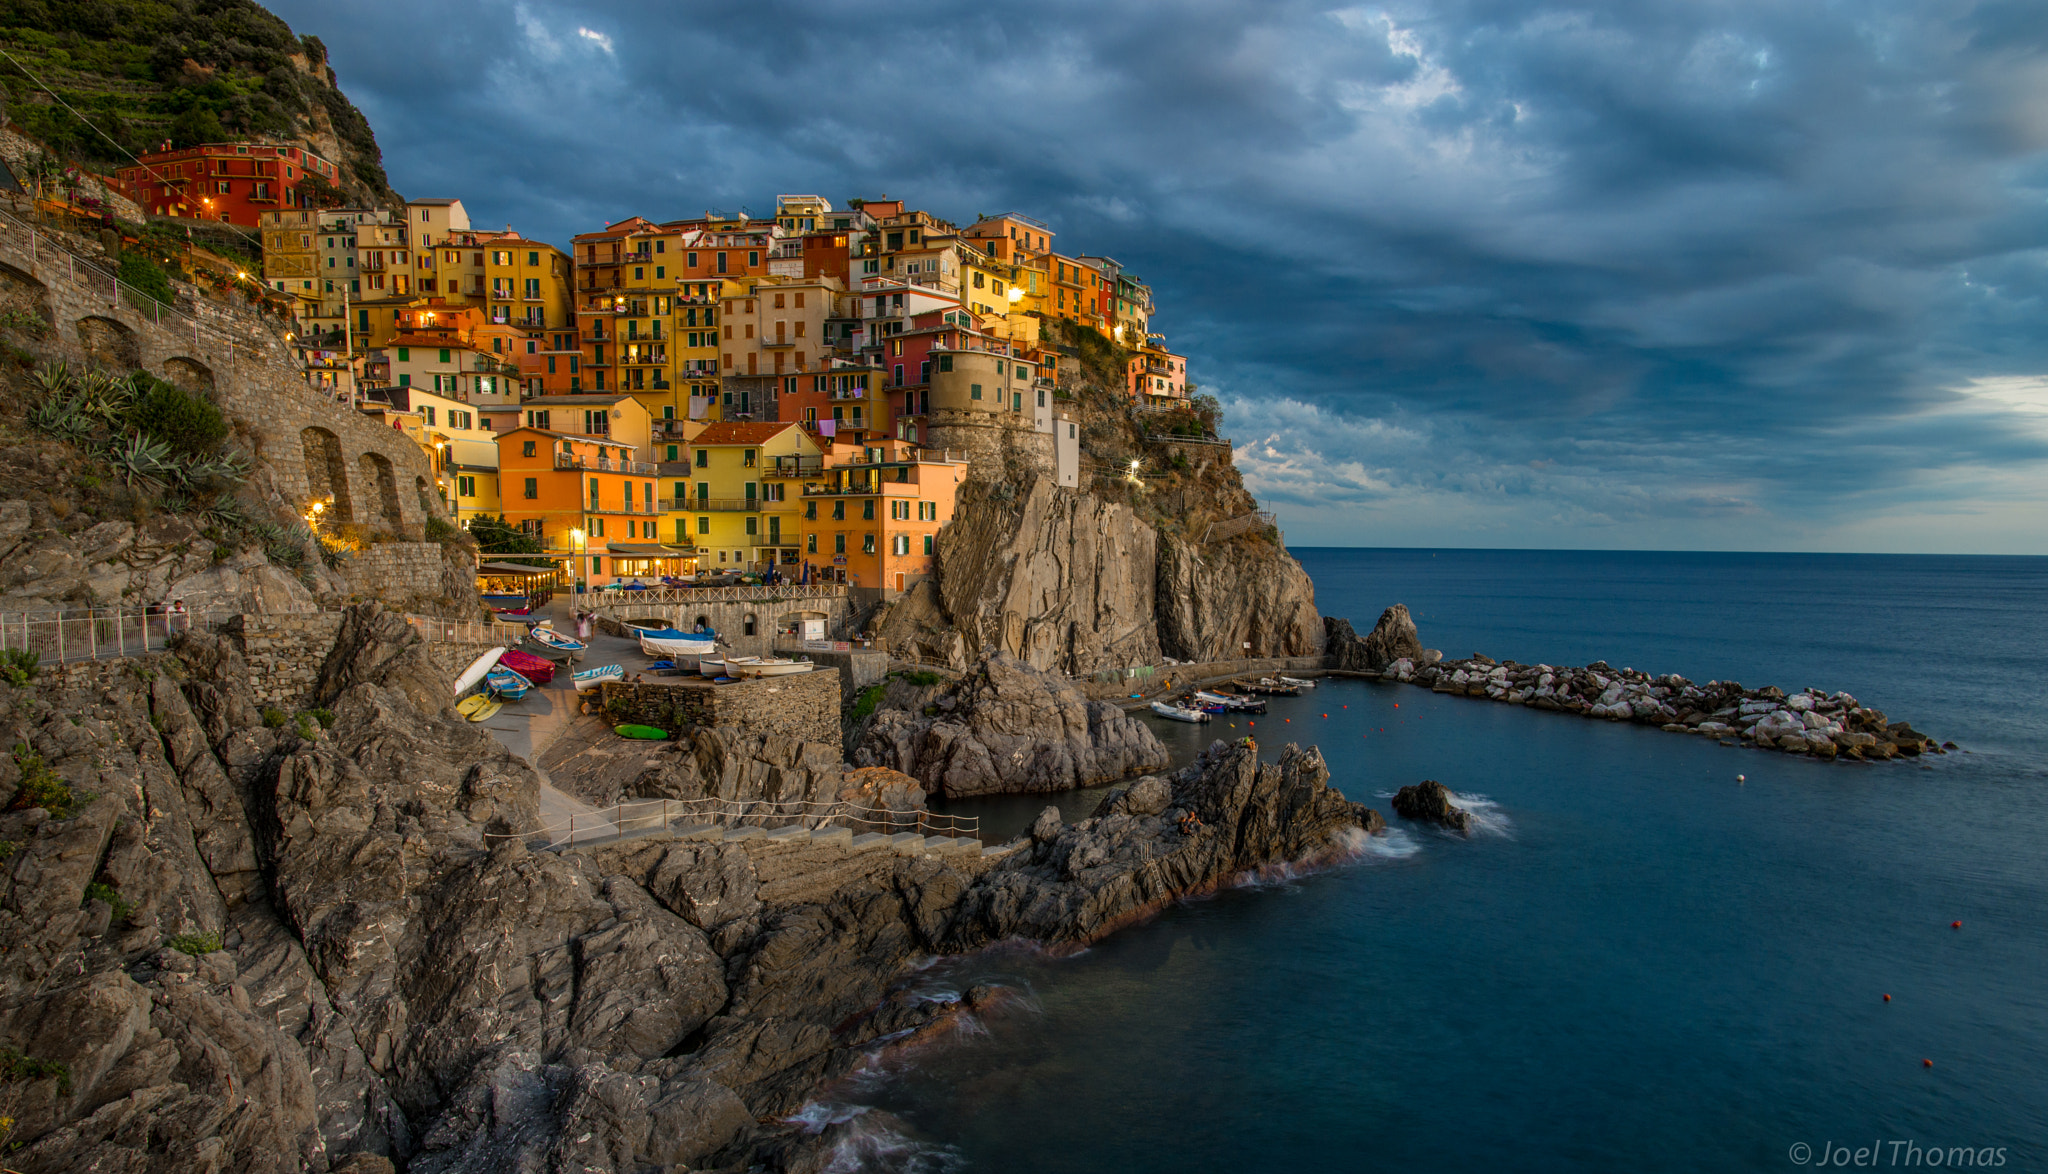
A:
[
  {"xmin": 1450, "ymin": 790, "xmax": 1514, "ymax": 838},
  {"xmin": 1352, "ymin": 824, "xmax": 1423, "ymax": 859}
]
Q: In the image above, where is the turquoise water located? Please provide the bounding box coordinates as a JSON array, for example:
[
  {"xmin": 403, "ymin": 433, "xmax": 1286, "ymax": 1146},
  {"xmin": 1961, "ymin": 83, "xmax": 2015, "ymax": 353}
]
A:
[{"xmin": 837, "ymin": 550, "xmax": 2048, "ymax": 1172}]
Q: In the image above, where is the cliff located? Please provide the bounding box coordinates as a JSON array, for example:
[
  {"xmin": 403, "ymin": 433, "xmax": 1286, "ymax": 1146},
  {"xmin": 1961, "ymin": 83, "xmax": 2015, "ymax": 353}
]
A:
[
  {"xmin": 0, "ymin": 607, "xmax": 1377, "ymax": 1173},
  {"xmin": 877, "ymin": 319, "xmax": 1322, "ymax": 671}
]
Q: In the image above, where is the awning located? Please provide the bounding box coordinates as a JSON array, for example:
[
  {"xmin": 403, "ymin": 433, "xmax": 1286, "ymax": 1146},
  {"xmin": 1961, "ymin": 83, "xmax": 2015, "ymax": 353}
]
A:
[
  {"xmin": 601, "ymin": 543, "xmax": 696, "ymax": 556},
  {"xmin": 478, "ymin": 561, "xmax": 560, "ymax": 574}
]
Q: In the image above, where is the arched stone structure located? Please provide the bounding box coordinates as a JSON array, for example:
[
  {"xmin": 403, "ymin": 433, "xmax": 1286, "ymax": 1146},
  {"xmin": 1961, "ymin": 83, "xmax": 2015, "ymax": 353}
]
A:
[
  {"xmin": 301, "ymin": 427, "xmax": 355, "ymax": 522},
  {"xmin": 0, "ymin": 260, "xmax": 52, "ymax": 330},
  {"xmin": 75, "ymin": 315, "xmax": 141, "ymax": 371},
  {"xmin": 161, "ymin": 355, "xmax": 215, "ymax": 393},
  {"xmin": 415, "ymin": 474, "xmax": 438, "ymax": 517},
  {"xmin": 359, "ymin": 452, "xmax": 403, "ymax": 528}
]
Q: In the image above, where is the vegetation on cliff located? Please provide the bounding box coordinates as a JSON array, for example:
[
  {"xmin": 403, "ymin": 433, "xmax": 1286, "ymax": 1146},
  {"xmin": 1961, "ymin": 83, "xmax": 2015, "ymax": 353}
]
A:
[{"xmin": 0, "ymin": 0, "xmax": 399, "ymax": 205}]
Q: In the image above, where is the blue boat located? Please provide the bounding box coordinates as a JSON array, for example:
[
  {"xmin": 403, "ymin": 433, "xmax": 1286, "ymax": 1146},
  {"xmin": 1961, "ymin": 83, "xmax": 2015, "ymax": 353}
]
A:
[{"xmin": 485, "ymin": 665, "xmax": 533, "ymax": 700}]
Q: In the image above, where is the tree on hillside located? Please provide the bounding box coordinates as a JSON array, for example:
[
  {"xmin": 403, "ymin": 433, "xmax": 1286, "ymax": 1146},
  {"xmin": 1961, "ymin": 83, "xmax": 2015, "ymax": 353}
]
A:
[{"xmin": 466, "ymin": 516, "xmax": 555, "ymax": 568}]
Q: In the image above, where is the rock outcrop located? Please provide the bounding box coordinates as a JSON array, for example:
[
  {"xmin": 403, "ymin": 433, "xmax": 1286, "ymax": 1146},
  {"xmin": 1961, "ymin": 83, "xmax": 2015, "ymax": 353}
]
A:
[
  {"xmin": 1378, "ymin": 652, "xmax": 1945, "ymax": 760},
  {"xmin": 944, "ymin": 740, "xmax": 1381, "ymax": 947},
  {"xmin": 1326, "ymin": 604, "xmax": 1425, "ymax": 671},
  {"xmin": 1156, "ymin": 532, "xmax": 1324, "ymax": 662},
  {"xmin": 886, "ymin": 476, "xmax": 1161, "ymax": 675},
  {"xmin": 1390, "ymin": 780, "xmax": 1472, "ymax": 832},
  {"xmin": 854, "ymin": 652, "xmax": 1167, "ymax": 798}
]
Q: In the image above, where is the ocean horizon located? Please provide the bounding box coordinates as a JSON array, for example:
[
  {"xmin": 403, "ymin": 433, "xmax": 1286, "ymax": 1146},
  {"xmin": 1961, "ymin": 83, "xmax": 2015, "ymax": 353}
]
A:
[{"xmin": 826, "ymin": 546, "xmax": 2048, "ymax": 1172}]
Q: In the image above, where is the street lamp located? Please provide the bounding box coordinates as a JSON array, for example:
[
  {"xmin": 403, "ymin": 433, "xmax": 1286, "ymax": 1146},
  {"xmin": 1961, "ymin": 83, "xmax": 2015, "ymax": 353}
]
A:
[{"xmin": 569, "ymin": 527, "xmax": 586, "ymax": 596}]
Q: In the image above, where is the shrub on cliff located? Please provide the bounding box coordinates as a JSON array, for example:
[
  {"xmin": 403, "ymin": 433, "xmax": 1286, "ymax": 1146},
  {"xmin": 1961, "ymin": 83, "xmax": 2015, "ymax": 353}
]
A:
[{"xmin": 127, "ymin": 376, "xmax": 228, "ymax": 456}]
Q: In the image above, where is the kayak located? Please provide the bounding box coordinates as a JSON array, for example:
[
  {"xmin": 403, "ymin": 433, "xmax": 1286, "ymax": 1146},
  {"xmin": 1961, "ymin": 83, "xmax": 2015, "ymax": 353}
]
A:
[
  {"xmin": 452, "ymin": 647, "xmax": 507, "ymax": 696},
  {"xmin": 485, "ymin": 665, "xmax": 532, "ymax": 700},
  {"xmin": 457, "ymin": 694, "xmax": 502, "ymax": 722},
  {"xmin": 499, "ymin": 649, "xmax": 557, "ymax": 684},
  {"xmin": 614, "ymin": 724, "xmax": 669, "ymax": 740}
]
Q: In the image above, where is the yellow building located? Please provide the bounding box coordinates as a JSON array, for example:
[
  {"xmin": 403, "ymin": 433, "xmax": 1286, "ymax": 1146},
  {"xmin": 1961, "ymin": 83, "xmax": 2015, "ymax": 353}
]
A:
[
  {"xmin": 515, "ymin": 393, "xmax": 658, "ymax": 464},
  {"xmin": 663, "ymin": 421, "xmax": 820, "ymax": 572},
  {"xmin": 259, "ymin": 208, "xmax": 321, "ymax": 316}
]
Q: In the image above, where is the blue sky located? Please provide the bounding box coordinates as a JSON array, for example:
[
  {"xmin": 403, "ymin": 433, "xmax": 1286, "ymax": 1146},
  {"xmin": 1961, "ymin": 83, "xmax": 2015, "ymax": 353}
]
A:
[{"xmin": 275, "ymin": 0, "xmax": 2048, "ymax": 553}]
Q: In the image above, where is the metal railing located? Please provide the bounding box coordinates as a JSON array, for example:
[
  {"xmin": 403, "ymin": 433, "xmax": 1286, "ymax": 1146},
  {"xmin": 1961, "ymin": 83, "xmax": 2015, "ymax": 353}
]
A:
[
  {"xmin": 0, "ymin": 607, "xmax": 226, "ymax": 664},
  {"xmin": 677, "ymin": 496, "xmax": 767, "ymax": 512},
  {"xmin": 402, "ymin": 613, "xmax": 532, "ymax": 645},
  {"xmin": 1203, "ymin": 512, "xmax": 1277, "ymax": 544},
  {"xmin": 484, "ymin": 794, "xmax": 981, "ymax": 851},
  {"xmin": 587, "ymin": 583, "xmax": 845, "ymax": 605}
]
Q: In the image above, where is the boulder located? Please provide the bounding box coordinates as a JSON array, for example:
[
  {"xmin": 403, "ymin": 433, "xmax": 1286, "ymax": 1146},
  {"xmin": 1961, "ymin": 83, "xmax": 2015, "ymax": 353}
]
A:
[
  {"xmin": 852, "ymin": 653, "xmax": 1167, "ymax": 798},
  {"xmin": 1325, "ymin": 605, "xmax": 1426, "ymax": 671},
  {"xmin": 1390, "ymin": 780, "xmax": 1473, "ymax": 832}
]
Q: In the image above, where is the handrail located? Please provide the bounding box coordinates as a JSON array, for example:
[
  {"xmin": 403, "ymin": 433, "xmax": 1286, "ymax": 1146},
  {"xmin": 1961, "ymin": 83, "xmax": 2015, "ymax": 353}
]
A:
[
  {"xmin": 484, "ymin": 794, "xmax": 979, "ymax": 850},
  {"xmin": 585, "ymin": 583, "xmax": 845, "ymax": 604}
]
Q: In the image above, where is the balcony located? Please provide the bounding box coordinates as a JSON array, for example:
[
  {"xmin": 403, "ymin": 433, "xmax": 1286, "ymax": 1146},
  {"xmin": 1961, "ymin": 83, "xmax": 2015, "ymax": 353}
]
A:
[
  {"xmin": 828, "ymin": 388, "xmax": 867, "ymax": 401},
  {"xmin": 673, "ymin": 497, "xmax": 765, "ymax": 512},
  {"xmin": 768, "ymin": 455, "xmax": 825, "ymax": 478},
  {"xmin": 748, "ymin": 534, "xmax": 797, "ymax": 546},
  {"xmin": 555, "ymin": 454, "xmax": 657, "ymax": 475},
  {"xmin": 803, "ymin": 483, "xmax": 881, "ymax": 497}
]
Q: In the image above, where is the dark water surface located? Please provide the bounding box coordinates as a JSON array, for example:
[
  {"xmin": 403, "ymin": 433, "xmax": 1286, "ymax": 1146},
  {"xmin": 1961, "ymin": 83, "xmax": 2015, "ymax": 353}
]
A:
[{"xmin": 831, "ymin": 550, "xmax": 2048, "ymax": 1172}]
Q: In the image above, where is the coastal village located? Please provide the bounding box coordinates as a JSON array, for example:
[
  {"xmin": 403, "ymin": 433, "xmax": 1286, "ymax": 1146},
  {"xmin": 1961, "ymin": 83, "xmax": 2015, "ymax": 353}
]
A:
[{"xmin": 171, "ymin": 140, "xmax": 1194, "ymax": 596}]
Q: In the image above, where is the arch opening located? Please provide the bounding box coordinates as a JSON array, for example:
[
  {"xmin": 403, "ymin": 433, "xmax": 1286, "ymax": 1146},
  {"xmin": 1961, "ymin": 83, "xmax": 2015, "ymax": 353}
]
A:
[
  {"xmin": 301, "ymin": 427, "xmax": 355, "ymax": 523},
  {"xmin": 358, "ymin": 451, "xmax": 403, "ymax": 528},
  {"xmin": 75, "ymin": 316, "xmax": 140, "ymax": 370}
]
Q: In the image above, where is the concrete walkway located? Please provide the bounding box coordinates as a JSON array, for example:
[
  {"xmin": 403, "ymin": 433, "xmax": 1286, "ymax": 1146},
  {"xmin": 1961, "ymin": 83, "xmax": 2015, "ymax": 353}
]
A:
[{"xmin": 472, "ymin": 597, "xmax": 623, "ymax": 847}]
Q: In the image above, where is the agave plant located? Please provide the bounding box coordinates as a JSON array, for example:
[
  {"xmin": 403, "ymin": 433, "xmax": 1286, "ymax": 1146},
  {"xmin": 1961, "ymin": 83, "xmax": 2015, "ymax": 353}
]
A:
[
  {"xmin": 109, "ymin": 433, "xmax": 176, "ymax": 491},
  {"xmin": 31, "ymin": 361, "xmax": 72, "ymax": 400},
  {"xmin": 27, "ymin": 396, "xmax": 91, "ymax": 443},
  {"xmin": 202, "ymin": 497, "xmax": 253, "ymax": 535}
]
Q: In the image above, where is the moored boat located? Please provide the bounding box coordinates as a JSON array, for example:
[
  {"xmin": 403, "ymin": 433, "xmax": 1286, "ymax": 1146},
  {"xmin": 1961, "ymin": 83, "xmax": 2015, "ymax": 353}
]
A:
[
  {"xmin": 696, "ymin": 655, "xmax": 727, "ymax": 677},
  {"xmin": 1150, "ymin": 700, "xmax": 1211, "ymax": 723},
  {"xmin": 453, "ymin": 647, "xmax": 507, "ymax": 696},
  {"xmin": 639, "ymin": 628, "xmax": 718, "ymax": 656},
  {"xmin": 499, "ymin": 648, "xmax": 557, "ymax": 685},
  {"xmin": 573, "ymin": 664, "xmax": 624, "ymax": 692},
  {"xmin": 1196, "ymin": 689, "xmax": 1267, "ymax": 713},
  {"xmin": 724, "ymin": 657, "xmax": 815, "ymax": 678},
  {"xmin": 1278, "ymin": 675, "xmax": 1317, "ymax": 689},
  {"xmin": 484, "ymin": 665, "xmax": 533, "ymax": 700},
  {"xmin": 527, "ymin": 626, "xmax": 586, "ymax": 661}
]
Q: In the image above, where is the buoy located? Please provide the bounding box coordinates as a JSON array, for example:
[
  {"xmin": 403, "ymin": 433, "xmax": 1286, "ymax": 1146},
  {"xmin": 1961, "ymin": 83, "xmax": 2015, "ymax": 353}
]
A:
[
  {"xmin": 1923, "ymin": 1059, "xmax": 1933, "ymax": 1068},
  {"xmin": 1322, "ymin": 713, "xmax": 1328, "ymax": 718},
  {"xmin": 1883, "ymin": 994, "xmax": 1891, "ymax": 1001},
  {"xmin": 1285, "ymin": 718, "xmax": 1291, "ymax": 723},
  {"xmin": 1736, "ymin": 774, "xmax": 1746, "ymax": 782},
  {"xmin": 1951, "ymin": 921, "xmax": 1962, "ymax": 929}
]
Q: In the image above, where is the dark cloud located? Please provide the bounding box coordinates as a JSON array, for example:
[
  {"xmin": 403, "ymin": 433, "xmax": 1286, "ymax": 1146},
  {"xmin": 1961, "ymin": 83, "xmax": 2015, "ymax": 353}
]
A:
[{"xmin": 271, "ymin": 0, "xmax": 2048, "ymax": 551}]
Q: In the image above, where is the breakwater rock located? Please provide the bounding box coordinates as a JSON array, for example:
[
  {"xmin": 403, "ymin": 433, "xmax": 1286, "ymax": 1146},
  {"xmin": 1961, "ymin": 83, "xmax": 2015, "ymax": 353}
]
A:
[
  {"xmin": 854, "ymin": 652, "xmax": 1167, "ymax": 798},
  {"xmin": 1392, "ymin": 780, "xmax": 1472, "ymax": 831},
  {"xmin": 941, "ymin": 740, "xmax": 1381, "ymax": 948},
  {"xmin": 1378, "ymin": 654, "xmax": 1944, "ymax": 760},
  {"xmin": 1326, "ymin": 605, "xmax": 1428, "ymax": 671}
]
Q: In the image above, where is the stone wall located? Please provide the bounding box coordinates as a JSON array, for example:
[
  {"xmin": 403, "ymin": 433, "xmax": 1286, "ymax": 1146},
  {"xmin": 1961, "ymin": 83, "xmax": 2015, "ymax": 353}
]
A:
[
  {"xmin": 219, "ymin": 612, "xmax": 345, "ymax": 708},
  {"xmin": 924, "ymin": 406, "xmax": 1054, "ymax": 482},
  {"xmin": 0, "ymin": 212, "xmax": 436, "ymax": 539},
  {"xmin": 587, "ymin": 589, "xmax": 849, "ymax": 659},
  {"xmin": 341, "ymin": 541, "xmax": 481, "ymax": 619},
  {"xmin": 598, "ymin": 669, "xmax": 841, "ymax": 750}
]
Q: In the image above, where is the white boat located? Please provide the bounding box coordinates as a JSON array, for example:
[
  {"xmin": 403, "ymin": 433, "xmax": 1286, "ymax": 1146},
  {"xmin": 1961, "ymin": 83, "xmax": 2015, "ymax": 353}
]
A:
[
  {"xmin": 527, "ymin": 626, "xmax": 586, "ymax": 660},
  {"xmin": 1196, "ymin": 689, "xmax": 1265, "ymax": 713},
  {"xmin": 453, "ymin": 646, "xmax": 507, "ymax": 696},
  {"xmin": 725, "ymin": 657, "xmax": 814, "ymax": 678},
  {"xmin": 1278, "ymin": 675, "xmax": 1317, "ymax": 689},
  {"xmin": 639, "ymin": 629, "xmax": 717, "ymax": 656},
  {"xmin": 573, "ymin": 664, "xmax": 624, "ymax": 692},
  {"xmin": 1150, "ymin": 700, "xmax": 1211, "ymax": 723},
  {"xmin": 696, "ymin": 656, "xmax": 726, "ymax": 677}
]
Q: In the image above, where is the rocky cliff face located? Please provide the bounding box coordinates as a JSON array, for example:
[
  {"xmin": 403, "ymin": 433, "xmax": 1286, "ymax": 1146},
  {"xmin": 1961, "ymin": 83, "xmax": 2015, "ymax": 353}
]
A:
[
  {"xmin": 853, "ymin": 653, "xmax": 1167, "ymax": 798},
  {"xmin": 943, "ymin": 739, "xmax": 1381, "ymax": 948},
  {"xmin": 883, "ymin": 476, "xmax": 1161, "ymax": 675},
  {"xmin": 1157, "ymin": 532, "xmax": 1325, "ymax": 661}
]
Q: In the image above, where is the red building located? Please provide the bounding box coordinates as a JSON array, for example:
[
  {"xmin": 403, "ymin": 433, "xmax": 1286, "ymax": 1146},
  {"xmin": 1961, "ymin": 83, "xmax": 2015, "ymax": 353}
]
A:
[{"xmin": 116, "ymin": 141, "xmax": 341, "ymax": 226}]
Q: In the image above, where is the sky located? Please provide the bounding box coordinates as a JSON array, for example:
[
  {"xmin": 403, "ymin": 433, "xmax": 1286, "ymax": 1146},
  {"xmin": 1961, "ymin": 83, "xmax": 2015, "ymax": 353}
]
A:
[{"xmin": 271, "ymin": 0, "xmax": 2048, "ymax": 553}]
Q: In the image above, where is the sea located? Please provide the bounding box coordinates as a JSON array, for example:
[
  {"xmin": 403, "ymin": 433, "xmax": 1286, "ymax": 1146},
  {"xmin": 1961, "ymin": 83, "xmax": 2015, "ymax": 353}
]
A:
[{"xmin": 824, "ymin": 549, "xmax": 2048, "ymax": 1173}]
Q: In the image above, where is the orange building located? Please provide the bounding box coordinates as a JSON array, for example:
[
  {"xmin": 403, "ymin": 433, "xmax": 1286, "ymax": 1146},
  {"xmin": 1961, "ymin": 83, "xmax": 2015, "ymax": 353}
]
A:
[
  {"xmin": 798, "ymin": 437, "xmax": 967, "ymax": 595},
  {"xmin": 117, "ymin": 141, "xmax": 341, "ymax": 225},
  {"xmin": 493, "ymin": 427, "xmax": 676, "ymax": 587}
]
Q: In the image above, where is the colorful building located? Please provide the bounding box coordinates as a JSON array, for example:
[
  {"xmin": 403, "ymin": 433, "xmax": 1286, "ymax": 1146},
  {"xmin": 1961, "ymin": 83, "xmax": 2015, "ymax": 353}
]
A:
[
  {"xmin": 664, "ymin": 422, "xmax": 820, "ymax": 573},
  {"xmin": 494, "ymin": 427, "xmax": 669, "ymax": 586},
  {"xmin": 117, "ymin": 141, "xmax": 341, "ymax": 226},
  {"xmin": 1128, "ymin": 343, "xmax": 1190, "ymax": 403},
  {"xmin": 799, "ymin": 437, "xmax": 967, "ymax": 595},
  {"xmin": 358, "ymin": 384, "xmax": 498, "ymax": 520},
  {"xmin": 512, "ymin": 393, "xmax": 657, "ymax": 462}
]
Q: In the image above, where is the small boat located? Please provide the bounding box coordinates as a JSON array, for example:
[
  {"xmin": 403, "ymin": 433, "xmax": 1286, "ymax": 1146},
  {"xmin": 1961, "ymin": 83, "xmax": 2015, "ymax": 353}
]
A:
[
  {"xmin": 1240, "ymin": 678, "xmax": 1301, "ymax": 696},
  {"xmin": 492, "ymin": 606, "xmax": 534, "ymax": 618},
  {"xmin": 1196, "ymin": 690, "xmax": 1266, "ymax": 713},
  {"xmin": 574, "ymin": 664, "xmax": 624, "ymax": 692},
  {"xmin": 1278, "ymin": 675, "xmax": 1317, "ymax": 689},
  {"xmin": 614, "ymin": 724, "xmax": 669, "ymax": 740},
  {"xmin": 453, "ymin": 647, "xmax": 507, "ymax": 696},
  {"xmin": 696, "ymin": 656, "xmax": 726, "ymax": 677},
  {"xmin": 725, "ymin": 657, "xmax": 814, "ymax": 678},
  {"xmin": 622, "ymin": 618, "xmax": 671, "ymax": 632},
  {"xmin": 527, "ymin": 626, "xmax": 586, "ymax": 660},
  {"xmin": 638, "ymin": 628, "xmax": 718, "ymax": 656},
  {"xmin": 499, "ymin": 649, "xmax": 557, "ymax": 684},
  {"xmin": 1150, "ymin": 700, "xmax": 1211, "ymax": 723},
  {"xmin": 457, "ymin": 694, "xmax": 502, "ymax": 722},
  {"xmin": 484, "ymin": 665, "xmax": 533, "ymax": 700}
]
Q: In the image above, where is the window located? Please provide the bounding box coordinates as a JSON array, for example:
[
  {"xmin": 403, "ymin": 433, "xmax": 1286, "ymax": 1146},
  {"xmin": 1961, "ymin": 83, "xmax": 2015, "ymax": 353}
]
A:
[
  {"xmin": 805, "ymin": 501, "xmax": 817, "ymax": 520},
  {"xmin": 523, "ymin": 477, "xmax": 538, "ymax": 498},
  {"xmin": 695, "ymin": 449, "xmax": 707, "ymax": 468},
  {"xmin": 397, "ymin": 347, "xmax": 410, "ymax": 361},
  {"xmin": 924, "ymin": 534, "xmax": 935, "ymax": 555},
  {"xmin": 698, "ymin": 516, "xmax": 710, "ymax": 534},
  {"xmin": 522, "ymin": 440, "xmax": 537, "ymax": 457},
  {"xmin": 439, "ymin": 348, "xmax": 451, "ymax": 363},
  {"xmin": 458, "ymin": 475, "xmax": 475, "ymax": 497},
  {"xmin": 862, "ymin": 500, "xmax": 875, "ymax": 520},
  {"xmin": 862, "ymin": 534, "xmax": 876, "ymax": 555},
  {"xmin": 666, "ymin": 445, "xmax": 678, "ymax": 461},
  {"xmin": 834, "ymin": 533, "xmax": 846, "ymax": 554},
  {"xmin": 807, "ymin": 534, "xmax": 817, "ymax": 553},
  {"xmin": 529, "ymin": 251, "xmax": 540, "ymax": 266},
  {"xmin": 745, "ymin": 517, "xmax": 757, "ymax": 536},
  {"xmin": 938, "ymin": 354, "xmax": 953, "ymax": 373},
  {"xmin": 748, "ymin": 251, "xmax": 759, "ymax": 266},
  {"xmin": 970, "ymin": 383, "xmax": 982, "ymax": 400},
  {"xmin": 832, "ymin": 501, "xmax": 845, "ymax": 521},
  {"xmin": 893, "ymin": 534, "xmax": 909, "ymax": 556},
  {"xmin": 743, "ymin": 449, "xmax": 757, "ymax": 467}
]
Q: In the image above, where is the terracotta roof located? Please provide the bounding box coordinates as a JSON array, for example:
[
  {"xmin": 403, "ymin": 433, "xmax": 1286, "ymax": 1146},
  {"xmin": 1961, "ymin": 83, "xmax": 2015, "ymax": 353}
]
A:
[{"xmin": 691, "ymin": 421, "xmax": 800, "ymax": 446}]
